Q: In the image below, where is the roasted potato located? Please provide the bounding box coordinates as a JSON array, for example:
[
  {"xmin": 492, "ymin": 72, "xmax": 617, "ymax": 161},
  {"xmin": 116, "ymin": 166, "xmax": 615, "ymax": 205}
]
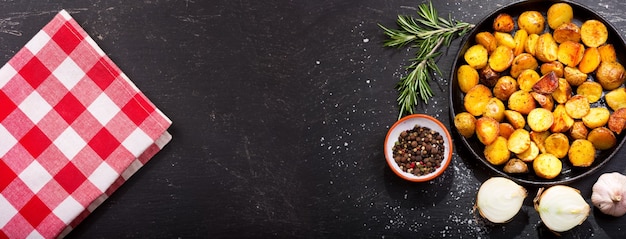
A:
[
  {"xmin": 475, "ymin": 32, "xmax": 498, "ymax": 54},
  {"xmin": 531, "ymin": 92, "xmax": 555, "ymax": 111},
  {"xmin": 598, "ymin": 44, "xmax": 617, "ymax": 63},
  {"xmin": 608, "ymin": 108, "xmax": 626, "ymax": 134},
  {"xmin": 582, "ymin": 107, "xmax": 610, "ymax": 129},
  {"xmin": 454, "ymin": 112, "xmax": 477, "ymax": 138},
  {"xmin": 464, "ymin": 84, "xmax": 493, "ymax": 116},
  {"xmin": 476, "ymin": 116, "xmax": 501, "ymax": 145},
  {"xmin": 532, "ymin": 71, "xmax": 559, "ymax": 94},
  {"xmin": 527, "ymin": 108, "xmax": 554, "ymax": 132},
  {"xmin": 480, "ymin": 65, "xmax": 501, "ymax": 88},
  {"xmin": 503, "ymin": 158, "xmax": 529, "ymax": 174},
  {"xmin": 576, "ymin": 81, "xmax": 603, "ymax": 103},
  {"xmin": 553, "ymin": 22, "xmax": 581, "ymax": 43},
  {"xmin": 544, "ymin": 132, "xmax": 570, "ymax": 158},
  {"xmin": 581, "ymin": 19, "xmax": 608, "ymax": 48},
  {"xmin": 568, "ymin": 139, "xmax": 595, "ymax": 167},
  {"xmin": 508, "ymin": 128, "xmax": 531, "ymax": 154},
  {"xmin": 493, "ymin": 76, "xmax": 518, "ymax": 101},
  {"xmin": 596, "ymin": 61, "xmax": 626, "ymax": 90},
  {"xmin": 605, "ymin": 87, "xmax": 626, "ymax": 110},
  {"xmin": 508, "ymin": 90, "xmax": 536, "ymax": 115},
  {"xmin": 531, "ymin": 130, "xmax": 551, "ymax": 154},
  {"xmin": 588, "ymin": 126, "xmax": 617, "ymax": 150},
  {"xmin": 547, "ymin": 3, "xmax": 574, "ymax": 30},
  {"xmin": 578, "ymin": 47, "xmax": 601, "ymax": 73},
  {"xmin": 493, "ymin": 13, "xmax": 515, "ymax": 33},
  {"xmin": 565, "ymin": 95, "xmax": 590, "ymax": 119},
  {"xmin": 489, "ymin": 46, "xmax": 515, "ymax": 72},
  {"xmin": 518, "ymin": 10, "xmax": 545, "ymax": 35},
  {"xmin": 517, "ymin": 141, "xmax": 539, "ymax": 163},
  {"xmin": 483, "ymin": 98, "xmax": 506, "ymax": 122},
  {"xmin": 551, "ymin": 104, "xmax": 575, "ymax": 133},
  {"xmin": 533, "ymin": 153, "xmax": 562, "ymax": 179},
  {"xmin": 536, "ymin": 33, "xmax": 559, "ymax": 63},
  {"xmin": 511, "ymin": 53, "xmax": 539, "ymax": 78},
  {"xmin": 504, "ymin": 110, "xmax": 526, "ymax": 129},
  {"xmin": 540, "ymin": 61, "xmax": 564, "ymax": 78},
  {"xmin": 494, "ymin": 31, "xmax": 516, "ymax": 49},
  {"xmin": 499, "ymin": 123, "xmax": 516, "ymax": 139},
  {"xmin": 513, "ymin": 29, "xmax": 528, "ymax": 56},
  {"xmin": 517, "ymin": 69, "xmax": 541, "ymax": 92},
  {"xmin": 457, "ymin": 64, "xmax": 480, "ymax": 93},
  {"xmin": 564, "ymin": 66, "xmax": 587, "ymax": 87},
  {"xmin": 558, "ymin": 41, "xmax": 585, "ymax": 67},
  {"xmin": 464, "ymin": 44, "xmax": 489, "ymax": 69},
  {"xmin": 484, "ymin": 136, "xmax": 510, "ymax": 165},
  {"xmin": 525, "ymin": 33, "xmax": 540, "ymax": 56},
  {"xmin": 551, "ymin": 78, "xmax": 572, "ymax": 104},
  {"xmin": 570, "ymin": 121, "xmax": 589, "ymax": 140}
]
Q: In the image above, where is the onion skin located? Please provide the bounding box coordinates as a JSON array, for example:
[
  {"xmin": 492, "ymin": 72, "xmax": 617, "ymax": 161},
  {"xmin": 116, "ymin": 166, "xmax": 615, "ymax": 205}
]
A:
[
  {"xmin": 591, "ymin": 172, "xmax": 626, "ymax": 217},
  {"xmin": 476, "ymin": 177, "xmax": 527, "ymax": 223},
  {"xmin": 534, "ymin": 185, "xmax": 590, "ymax": 232}
]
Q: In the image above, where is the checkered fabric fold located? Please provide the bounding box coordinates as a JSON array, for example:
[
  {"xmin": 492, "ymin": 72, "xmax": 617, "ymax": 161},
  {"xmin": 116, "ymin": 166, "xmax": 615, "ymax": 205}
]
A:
[{"xmin": 0, "ymin": 10, "xmax": 172, "ymax": 238}]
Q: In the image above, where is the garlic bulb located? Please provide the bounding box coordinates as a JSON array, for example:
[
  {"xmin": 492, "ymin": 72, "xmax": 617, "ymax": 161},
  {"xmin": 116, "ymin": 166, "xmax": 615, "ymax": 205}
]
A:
[
  {"xmin": 534, "ymin": 185, "xmax": 590, "ymax": 232},
  {"xmin": 476, "ymin": 177, "xmax": 527, "ymax": 223},
  {"xmin": 591, "ymin": 172, "xmax": 626, "ymax": 217}
]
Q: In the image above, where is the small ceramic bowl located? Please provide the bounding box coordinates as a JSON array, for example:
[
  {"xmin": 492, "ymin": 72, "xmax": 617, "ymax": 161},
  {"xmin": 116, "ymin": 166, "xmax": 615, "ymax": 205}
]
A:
[{"xmin": 384, "ymin": 114, "xmax": 453, "ymax": 182}]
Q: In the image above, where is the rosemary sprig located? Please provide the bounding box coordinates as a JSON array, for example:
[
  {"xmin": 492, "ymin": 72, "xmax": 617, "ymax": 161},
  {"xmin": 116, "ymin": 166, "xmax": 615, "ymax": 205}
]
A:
[{"xmin": 379, "ymin": 2, "xmax": 474, "ymax": 119}]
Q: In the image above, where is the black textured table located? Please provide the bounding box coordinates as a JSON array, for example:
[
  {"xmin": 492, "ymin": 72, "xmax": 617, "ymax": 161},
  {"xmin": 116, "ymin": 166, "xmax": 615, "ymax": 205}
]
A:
[{"xmin": 3, "ymin": 0, "xmax": 624, "ymax": 238}]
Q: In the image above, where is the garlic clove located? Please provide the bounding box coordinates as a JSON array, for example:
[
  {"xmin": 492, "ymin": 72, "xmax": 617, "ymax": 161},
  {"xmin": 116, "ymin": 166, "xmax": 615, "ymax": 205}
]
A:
[
  {"xmin": 592, "ymin": 172, "xmax": 626, "ymax": 217},
  {"xmin": 476, "ymin": 177, "xmax": 527, "ymax": 223}
]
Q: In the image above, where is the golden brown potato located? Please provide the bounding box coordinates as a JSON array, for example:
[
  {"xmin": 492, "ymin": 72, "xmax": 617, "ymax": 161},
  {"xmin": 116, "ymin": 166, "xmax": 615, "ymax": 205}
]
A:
[
  {"xmin": 475, "ymin": 32, "xmax": 498, "ymax": 54},
  {"xmin": 511, "ymin": 53, "xmax": 539, "ymax": 78},
  {"xmin": 489, "ymin": 46, "xmax": 515, "ymax": 72},
  {"xmin": 598, "ymin": 44, "xmax": 617, "ymax": 63},
  {"xmin": 505, "ymin": 110, "xmax": 526, "ymax": 129},
  {"xmin": 528, "ymin": 108, "xmax": 554, "ymax": 132},
  {"xmin": 582, "ymin": 107, "xmax": 610, "ymax": 129},
  {"xmin": 533, "ymin": 153, "xmax": 562, "ymax": 179},
  {"xmin": 558, "ymin": 41, "xmax": 585, "ymax": 67},
  {"xmin": 464, "ymin": 44, "xmax": 489, "ymax": 69},
  {"xmin": 564, "ymin": 66, "xmax": 587, "ymax": 86},
  {"xmin": 570, "ymin": 121, "xmax": 589, "ymax": 140},
  {"xmin": 581, "ymin": 19, "xmax": 608, "ymax": 48},
  {"xmin": 605, "ymin": 87, "xmax": 626, "ymax": 111},
  {"xmin": 508, "ymin": 90, "xmax": 536, "ymax": 115},
  {"xmin": 457, "ymin": 64, "xmax": 480, "ymax": 93},
  {"xmin": 545, "ymin": 132, "xmax": 570, "ymax": 158},
  {"xmin": 531, "ymin": 130, "xmax": 551, "ymax": 154},
  {"xmin": 551, "ymin": 104, "xmax": 575, "ymax": 133},
  {"xmin": 464, "ymin": 84, "xmax": 493, "ymax": 116},
  {"xmin": 531, "ymin": 92, "xmax": 555, "ymax": 111},
  {"xmin": 588, "ymin": 127, "xmax": 617, "ymax": 150},
  {"xmin": 503, "ymin": 158, "xmax": 529, "ymax": 174},
  {"xmin": 568, "ymin": 139, "xmax": 595, "ymax": 167},
  {"xmin": 547, "ymin": 3, "xmax": 574, "ymax": 30},
  {"xmin": 596, "ymin": 61, "xmax": 626, "ymax": 90},
  {"xmin": 536, "ymin": 33, "xmax": 559, "ymax": 63},
  {"xmin": 499, "ymin": 123, "xmax": 516, "ymax": 139},
  {"xmin": 576, "ymin": 81, "xmax": 603, "ymax": 103},
  {"xmin": 608, "ymin": 108, "xmax": 626, "ymax": 134},
  {"xmin": 532, "ymin": 71, "xmax": 559, "ymax": 94},
  {"xmin": 525, "ymin": 33, "xmax": 540, "ymax": 56},
  {"xmin": 493, "ymin": 13, "xmax": 515, "ymax": 33},
  {"xmin": 540, "ymin": 61, "xmax": 564, "ymax": 78},
  {"xmin": 484, "ymin": 136, "xmax": 510, "ymax": 165},
  {"xmin": 553, "ymin": 22, "xmax": 581, "ymax": 43},
  {"xmin": 565, "ymin": 95, "xmax": 590, "ymax": 119},
  {"xmin": 454, "ymin": 112, "xmax": 477, "ymax": 138},
  {"xmin": 494, "ymin": 31, "xmax": 516, "ymax": 49},
  {"xmin": 578, "ymin": 47, "xmax": 601, "ymax": 74},
  {"xmin": 476, "ymin": 116, "xmax": 501, "ymax": 145},
  {"xmin": 508, "ymin": 128, "xmax": 531, "ymax": 154},
  {"xmin": 483, "ymin": 98, "xmax": 506, "ymax": 122},
  {"xmin": 518, "ymin": 11, "xmax": 545, "ymax": 35},
  {"xmin": 493, "ymin": 76, "xmax": 518, "ymax": 101},
  {"xmin": 551, "ymin": 78, "xmax": 572, "ymax": 104},
  {"xmin": 513, "ymin": 29, "xmax": 528, "ymax": 56},
  {"xmin": 518, "ymin": 69, "xmax": 541, "ymax": 92},
  {"xmin": 480, "ymin": 65, "xmax": 501, "ymax": 88},
  {"xmin": 517, "ymin": 141, "xmax": 539, "ymax": 163}
]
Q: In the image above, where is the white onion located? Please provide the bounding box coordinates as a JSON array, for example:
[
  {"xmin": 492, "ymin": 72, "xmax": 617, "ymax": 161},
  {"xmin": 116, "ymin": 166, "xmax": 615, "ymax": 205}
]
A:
[
  {"xmin": 534, "ymin": 185, "xmax": 590, "ymax": 232},
  {"xmin": 476, "ymin": 177, "xmax": 527, "ymax": 223}
]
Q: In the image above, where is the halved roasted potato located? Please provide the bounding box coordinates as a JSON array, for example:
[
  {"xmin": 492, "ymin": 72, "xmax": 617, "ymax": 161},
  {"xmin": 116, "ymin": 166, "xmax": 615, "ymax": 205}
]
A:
[
  {"xmin": 464, "ymin": 84, "xmax": 493, "ymax": 116},
  {"xmin": 532, "ymin": 71, "xmax": 559, "ymax": 94},
  {"xmin": 499, "ymin": 123, "xmax": 516, "ymax": 139},
  {"xmin": 588, "ymin": 126, "xmax": 617, "ymax": 150},
  {"xmin": 511, "ymin": 53, "xmax": 539, "ymax": 78},
  {"xmin": 531, "ymin": 92, "xmax": 555, "ymax": 111},
  {"xmin": 544, "ymin": 132, "xmax": 570, "ymax": 158},
  {"xmin": 536, "ymin": 33, "xmax": 559, "ymax": 62},
  {"xmin": 513, "ymin": 29, "xmax": 528, "ymax": 56},
  {"xmin": 582, "ymin": 107, "xmax": 610, "ymax": 129},
  {"xmin": 518, "ymin": 69, "xmax": 541, "ymax": 92},
  {"xmin": 494, "ymin": 31, "xmax": 516, "ymax": 49},
  {"xmin": 557, "ymin": 41, "xmax": 585, "ymax": 67},
  {"xmin": 475, "ymin": 31, "xmax": 498, "ymax": 54},
  {"xmin": 570, "ymin": 121, "xmax": 589, "ymax": 140},
  {"xmin": 547, "ymin": 3, "xmax": 574, "ymax": 30},
  {"xmin": 454, "ymin": 112, "xmax": 477, "ymax": 138},
  {"xmin": 551, "ymin": 78, "xmax": 572, "ymax": 104},
  {"xmin": 464, "ymin": 44, "xmax": 489, "ymax": 69},
  {"xmin": 493, "ymin": 76, "xmax": 518, "ymax": 101},
  {"xmin": 606, "ymin": 87, "xmax": 626, "ymax": 111},
  {"xmin": 565, "ymin": 95, "xmax": 590, "ymax": 119},
  {"xmin": 598, "ymin": 44, "xmax": 617, "ymax": 63},
  {"xmin": 457, "ymin": 64, "xmax": 480, "ymax": 93},
  {"xmin": 553, "ymin": 22, "xmax": 580, "ymax": 43},
  {"xmin": 525, "ymin": 33, "xmax": 540, "ymax": 56},
  {"xmin": 508, "ymin": 90, "xmax": 536, "ymax": 115},
  {"xmin": 578, "ymin": 47, "xmax": 601, "ymax": 74},
  {"xmin": 508, "ymin": 128, "xmax": 531, "ymax": 154},
  {"xmin": 608, "ymin": 108, "xmax": 626, "ymax": 134},
  {"xmin": 540, "ymin": 61, "xmax": 564, "ymax": 78},
  {"xmin": 530, "ymin": 130, "xmax": 551, "ymax": 154},
  {"xmin": 518, "ymin": 10, "xmax": 545, "ymax": 35},
  {"xmin": 484, "ymin": 136, "xmax": 510, "ymax": 165},
  {"xmin": 517, "ymin": 141, "xmax": 539, "ymax": 163},
  {"xmin": 576, "ymin": 81, "xmax": 603, "ymax": 103},
  {"xmin": 489, "ymin": 46, "xmax": 515, "ymax": 72},
  {"xmin": 564, "ymin": 66, "xmax": 587, "ymax": 87},
  {"xmin": 483, "ymin": 98, "xmax": 506, "ymax": 122},
  {"xmin": 527, "ymin": 108, "xmax": 554, "ymax": 132},
  {"xmin": 551, "ymin": 104, "xmax": 575, "ymax": 133},
  {"xmin": 568, "ymin": 139, "xmax": 595, "ymax": 167},
  {"xmin": 476, "ymin": 116, "xmax": 501, "ymax": 145},
  {"xmin": 493, "ymin": 13, "xmax": 515, "ymax": 33},
  {"xmin": 533, "ymin": 153, "xmax": 562, "ymax": 179},
  {"xmin": 504, "ymin": 110, "xmax": 526, "ymax": 129},
  {"xmin": 581, "ymin": 19, "xmax": 608, "ymax": 48}
]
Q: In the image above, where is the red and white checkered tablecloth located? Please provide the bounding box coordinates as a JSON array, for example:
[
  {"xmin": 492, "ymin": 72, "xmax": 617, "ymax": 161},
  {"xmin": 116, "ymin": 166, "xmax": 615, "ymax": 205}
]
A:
[{"xmin": 0, "ymin": 10, "xmax": 172, "ymax": 238}]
